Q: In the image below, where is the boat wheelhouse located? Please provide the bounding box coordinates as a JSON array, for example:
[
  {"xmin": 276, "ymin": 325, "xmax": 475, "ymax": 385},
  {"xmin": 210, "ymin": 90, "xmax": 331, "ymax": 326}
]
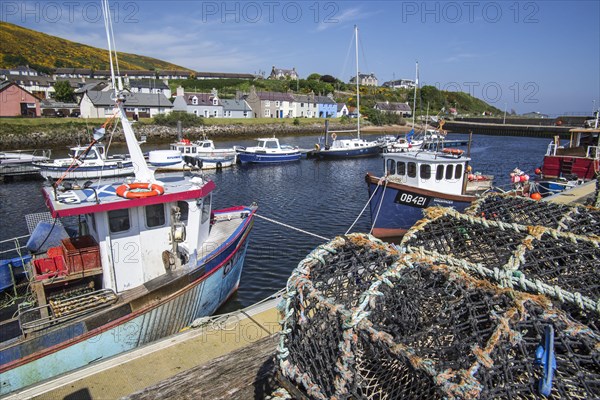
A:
[
  {"xmin": 236, "ymin": 138, "xmax": 301, "ymax": 164},
  {"xmin": 34, "ymin": 143, "xmax": 134, "ymax": 180},
  {"xmin": 537, "ymin": 128, "xmax": 600, "ymax": 195},
  {"xmin": 366, "ymin": 149, "xmax": 492, "ymax": 238}
]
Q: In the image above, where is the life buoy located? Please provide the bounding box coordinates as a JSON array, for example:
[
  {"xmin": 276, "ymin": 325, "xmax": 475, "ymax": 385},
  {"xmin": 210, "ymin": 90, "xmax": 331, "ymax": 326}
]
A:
[
  {"xmin": 442, "ymin": 148, "xmax": 464, "ymax": 156},
  {"xmin": 331, "ymin": 133, "xmax": 337, "ymax": 141},
  {"xmin": 116, "ymin": 182, "xmax": 165, "ymax": 199}
]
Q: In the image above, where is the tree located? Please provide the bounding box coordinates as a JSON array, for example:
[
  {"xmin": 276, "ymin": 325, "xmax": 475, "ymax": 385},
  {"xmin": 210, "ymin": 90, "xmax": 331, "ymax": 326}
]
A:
[
  {"xmin": 319, "ymin": 74, "xmax": 336, "ymax": 83},
  {"xmin": 307, "ymin": 73, "xmax": 321, "ymax": 81},
  {"xmin": 53, "ymin": 80, "xmax": 75, "ymax": 102}
]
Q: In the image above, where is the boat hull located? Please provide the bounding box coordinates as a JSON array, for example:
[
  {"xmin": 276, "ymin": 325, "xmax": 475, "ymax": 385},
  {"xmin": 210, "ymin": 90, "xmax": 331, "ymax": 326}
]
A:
[
  {"xmin": 237, "ymin": 151, "xmax": 301, "ymax": 163},
  {"xmin": 0, "ymin": 212, "xmax": 254, "ymax": 394},
  {"xmin": 35, "ymin": 161, "xmax": 135, "ymax": 180},
  {"xmin": 310, "ymin": 145, "xmax": 381, "ymax": 159},
  {"xmin": 366, "ymin": 173, "xmax": 476, "ymax": 238}
]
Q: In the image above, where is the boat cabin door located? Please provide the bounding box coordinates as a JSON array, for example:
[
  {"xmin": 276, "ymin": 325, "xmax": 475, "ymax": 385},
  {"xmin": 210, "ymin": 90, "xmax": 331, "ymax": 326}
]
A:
[{"xmin": 106, "ymin": 208, "xmax": 144, "ymax": 292}]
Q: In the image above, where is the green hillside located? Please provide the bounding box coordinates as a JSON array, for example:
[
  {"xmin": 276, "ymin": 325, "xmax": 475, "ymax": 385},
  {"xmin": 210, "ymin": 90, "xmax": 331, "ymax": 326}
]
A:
[{"xmin": 0, "ymin": 22, "xmax": 192, "ymax": 73}]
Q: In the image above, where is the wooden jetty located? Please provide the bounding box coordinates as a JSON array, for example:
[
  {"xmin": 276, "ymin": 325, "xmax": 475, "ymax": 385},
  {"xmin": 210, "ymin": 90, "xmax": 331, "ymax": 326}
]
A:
[
  {"xmin": 0, "ymin": 164, "xmax": 42, "ymax": 182},
  {"xmin": 442, "ymin": 120, "xmax": 573, "ymax": 138}
]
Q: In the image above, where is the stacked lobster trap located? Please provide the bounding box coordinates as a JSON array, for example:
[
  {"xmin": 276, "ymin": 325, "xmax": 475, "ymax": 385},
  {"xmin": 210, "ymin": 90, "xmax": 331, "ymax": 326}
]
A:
[{"xmin": 276, "ymin": 233, "xmax": 600, "ymax": 399}]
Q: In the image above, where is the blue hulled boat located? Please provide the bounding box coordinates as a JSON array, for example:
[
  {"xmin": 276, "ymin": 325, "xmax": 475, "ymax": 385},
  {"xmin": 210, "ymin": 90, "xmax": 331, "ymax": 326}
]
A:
[
  {"xmin": 236, "ymin": 137, "xmax": 301, "ymax": 164},
  {"xmin": 366, "ymin": 147, "xmax": 492, "ymax": 238}
]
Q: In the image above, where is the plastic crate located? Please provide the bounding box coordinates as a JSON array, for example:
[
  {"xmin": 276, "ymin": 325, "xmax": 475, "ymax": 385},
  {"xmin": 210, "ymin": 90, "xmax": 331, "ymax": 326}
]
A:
[
  {"xmin": 61, "ymin": 236, "xmax": 100, "ymax": 273},
  {"xmin": 33, "ymin": 256, "xmax": 67, "ymax": 280}
]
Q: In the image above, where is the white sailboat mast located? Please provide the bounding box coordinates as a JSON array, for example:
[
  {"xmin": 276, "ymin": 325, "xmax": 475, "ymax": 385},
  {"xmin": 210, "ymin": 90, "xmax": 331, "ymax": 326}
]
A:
[
  {"xmin": 355, "ymin": 25, "xmax": 360, "ymax": 139},
  {"xmin": 412, "ymin": 61, "xmax": 418, "ymax": 128},
  {"xmin": 102, "ymin": 0, "xmax": 155, "ymax": 183}
]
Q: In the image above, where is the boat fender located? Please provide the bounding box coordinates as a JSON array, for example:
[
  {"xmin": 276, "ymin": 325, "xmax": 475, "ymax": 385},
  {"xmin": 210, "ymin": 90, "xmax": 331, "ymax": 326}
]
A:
[
  {"xmin": 216, "ymin": 161, "xmax": 223, "ymax": 170},
  {"xmin": 116, "ymin": 182, "xmax": 165, "ymax": 199},
  {"xmin": 331, "ymin": 133, "xmax": 337, "ymax": 141},
  {"xmin": 315, "ymin": 144, "xmax": 320, "ymax": 151}
]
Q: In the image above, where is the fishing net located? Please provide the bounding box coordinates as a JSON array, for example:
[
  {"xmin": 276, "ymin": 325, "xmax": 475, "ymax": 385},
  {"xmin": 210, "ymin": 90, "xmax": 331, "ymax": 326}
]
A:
[
  {"xmin": 402, "ymin": 207, "xmax": 600, "ymax": 330},
  {"xmin": 464, "ymin": 194, "xmax": 600, "ymax": 238},
  {"xmin": 277, "ymin": 234, "xmax": 600, "ymax": 399}
]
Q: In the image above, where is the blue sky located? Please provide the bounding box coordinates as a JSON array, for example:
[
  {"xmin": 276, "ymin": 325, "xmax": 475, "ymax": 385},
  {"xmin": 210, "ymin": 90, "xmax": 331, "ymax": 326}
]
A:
[{"xmin": 2, "ymin": 1, "xmax": 599, "ymax": 116}]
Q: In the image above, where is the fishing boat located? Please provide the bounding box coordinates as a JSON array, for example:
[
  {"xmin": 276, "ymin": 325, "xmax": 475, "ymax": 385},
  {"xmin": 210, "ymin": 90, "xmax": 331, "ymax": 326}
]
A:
[
  {"xmin": 308, "ymin": 26, "xmax": 380, "ymax": 159},
  {"xmin": 366, "ymin": 146, "xmax": 492, "ymax": 238},
  {"xmin": 170, "ymin": 139, "xmax": 237, "ymax": 170},
  {"xmin": 236, "ymin": 137, "xmax": 301, "ymax": 164},
  {"xmin": 0, "ymin": 1, "xmax": 257, "ymax": 394},
  {"xmin": 33, "ymin": 140, "xmax": 135, "ymax": 180},
  {"xmin": 535, "ymin": 125, "xmax": 600, "ymax": 196}
]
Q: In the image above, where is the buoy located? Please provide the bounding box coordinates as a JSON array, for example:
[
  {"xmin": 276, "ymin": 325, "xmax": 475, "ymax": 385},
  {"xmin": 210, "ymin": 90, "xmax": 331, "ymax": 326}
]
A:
[
  {"xmin": 530, "ymin": 192, "xmax": 542, "ymax": 200},
  {"xmin": 535, "ymin": 168, "xmax": 542, "ymax": 175}
]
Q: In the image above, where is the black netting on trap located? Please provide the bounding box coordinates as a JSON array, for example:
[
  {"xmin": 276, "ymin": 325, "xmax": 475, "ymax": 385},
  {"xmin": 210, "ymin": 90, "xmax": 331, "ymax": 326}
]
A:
[
  {"xmin": 464, "ymin": 194, "xmax": 600, "ymax": 237},
  {"xmin": 402, "ymin": 207, "xmax": 600, "ymax": 330},
  {"xmin": 278, "ymin": 237, "xmax": 600, "ymax": 399}
]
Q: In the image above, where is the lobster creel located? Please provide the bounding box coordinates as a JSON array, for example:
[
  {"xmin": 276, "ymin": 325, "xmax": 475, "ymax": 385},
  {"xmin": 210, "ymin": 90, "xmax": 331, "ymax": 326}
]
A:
[{"xmin": 276, "ymin": 233, "xmax": 600, "ymax": 399}]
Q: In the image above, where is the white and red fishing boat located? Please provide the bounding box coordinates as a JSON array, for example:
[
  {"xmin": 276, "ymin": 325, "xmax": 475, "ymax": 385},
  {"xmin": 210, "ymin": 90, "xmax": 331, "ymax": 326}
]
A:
[
  {"xmin": 0, "ymin": 2, "xmax": 257, "ymax": 394},
  {"xmin": 366, "ymin": 146, "xmax": 492, "ymax": 238},
  {"xmin": 536, "ymin": 125, "xmax": 600, "ymax": 196}
]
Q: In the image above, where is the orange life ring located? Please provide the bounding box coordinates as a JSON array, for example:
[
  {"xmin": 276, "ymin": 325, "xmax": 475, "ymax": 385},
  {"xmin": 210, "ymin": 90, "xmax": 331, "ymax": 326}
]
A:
[
  {"xmin": 442, "ymin": 148, "xmax": 464, "ymax": 156},
  {"xmin": 116, "ymin": 182, "xmax": 165, "ymax": 199}
]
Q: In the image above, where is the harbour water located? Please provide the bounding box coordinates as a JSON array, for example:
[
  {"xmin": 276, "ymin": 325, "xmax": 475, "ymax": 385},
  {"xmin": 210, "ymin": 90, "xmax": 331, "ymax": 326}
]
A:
[{"xmin": 0, "ymin": 132, "xmax": 550, "ymax": 311}]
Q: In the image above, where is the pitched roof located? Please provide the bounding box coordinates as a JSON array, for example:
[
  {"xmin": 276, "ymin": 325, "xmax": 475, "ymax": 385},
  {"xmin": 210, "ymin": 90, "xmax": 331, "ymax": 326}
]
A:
[
  {"xmin": 337, "ymin": 103, "xmax": 347, "ymax": 111},
  {"xmin": 180, "ymin": 92, "xmax": 220, "ymax": 106},
  {"xmin": 293, "ymin": 94, "xmax": 314, "ymax": 103},
  {"xmin": 0, "ymin": 80, "xmax": 41, "ymax": 100},
  {"xmin": 315, "ymin": 95, "xmax": 336, "ymax": 105},
  {"xmin": 128, "ymin": 78, "xmax": 169, "ymax": 90},
  {"xmin": 250, "ymin": 91, "xmax": 295, "ymax": 102},
  {"xmin": 375, "ymin": 102, "xmax": 411, "ymax": 112},
  {"xmin": 84, "ymin": 91, "xmax": 173, "ymax": 107},
  {"xmin": 196, "ymin": 71, "xmax": 255, "ymax": 79},
  {"xmin": 221, "ymin": 99, "xmax": 252, "ymax": 111}
]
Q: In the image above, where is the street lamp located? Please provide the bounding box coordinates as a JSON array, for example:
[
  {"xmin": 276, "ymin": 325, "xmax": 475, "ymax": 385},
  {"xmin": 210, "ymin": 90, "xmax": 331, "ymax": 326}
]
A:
[{"xmin": 503, "ymin": 102, "xmax": 507, "ymax": 124}]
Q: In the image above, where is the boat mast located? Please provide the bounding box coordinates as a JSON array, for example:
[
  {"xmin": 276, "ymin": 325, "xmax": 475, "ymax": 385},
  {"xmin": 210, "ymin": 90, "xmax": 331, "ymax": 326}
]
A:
[
  {"xmin": 412, "ymin": 61, "xmax": 418, "ymax": 129},
  {"xmin": 102, "ymin": 0, "xmax": 155, "ymax": 183},
  {"xmin": 355, "ymin": 25, "xmax": 360, "ymax": 139}
]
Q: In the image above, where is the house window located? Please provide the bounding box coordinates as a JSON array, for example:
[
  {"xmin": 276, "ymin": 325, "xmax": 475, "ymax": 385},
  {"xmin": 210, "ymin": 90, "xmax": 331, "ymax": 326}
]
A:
[
  {"xmin": 436, "ymin": 165, "xmax": 444, "ymax": 180},
  {"xmin": 192, "ymin": 96, "xmax": 198, "ymax": 105},
  {"xmin": 455, "ymin": 164, "xmax": 463, "ymax": 179},
  {"xmin": 386, "ymin": 159, "xmax": 396, "ymax": 175},
  {"xmin": 145, "ymin": 204, "xmax": 165, "ymax": 228},
  {"xmin": 397, "ymin": 161, "xmax": 406, "ymax": 176},
  {"xmin": 264, "ymin": 109, "xmax": 270, "ymax": 117},
  {"xmin": 445, "ymin": 165, "xmax": 454, "ymax": 180},
  {"xmin": 194, "ymin": 110, "xmax": 198, "ymax": 116},
  {"xmin": 265, "ymin": 100, "xmax": 270, "ymax": 107},
  {"xmin": 109, "ymin": 209, "xmax": 130, "ymax": 233},
  {"xmin": 243, "ymin": 111, "xmax": 248, "ymax": 117},
  {"xmin": 420, "ymin": 164, "xmax": 431, "ymax": 180},
  {"xmin": 275, "ymin": 101, "xmax": 280, "ymax": 107},
  {"xmin": 213, "ymin": 110, "xmax": 218, "ymax": 117},
  {"xmin": 407, "ymin": 162, "xmax": 417, "ymax": 178},
  {"xmin": 213, "ymin": 98, "xmax": 218, "ymax": 105},
  {"xmin": 204, "ymin": 110, "xmax": 209, "ymax": 117}
]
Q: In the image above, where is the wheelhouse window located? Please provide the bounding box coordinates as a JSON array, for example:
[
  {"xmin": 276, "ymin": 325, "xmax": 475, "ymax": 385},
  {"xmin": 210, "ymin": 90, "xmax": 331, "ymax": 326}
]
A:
[
  {"xmin": 436, "ymin": 165, "xmax": 444, "ymax": 180},
  {"xmin": 386, "ymin": 159, "xmax": 396, "ymax": 175},
  {"xmin": 397, "ymin": 161, "xmax": 406, "ymax": 176},
  {"xmin": 177, "ymin": 201, "xmax": 189, "ymax": 222},
  {"xmin": 201, "ymin": 194, "xmax": 212, "ymax": 224},
  {"xmin": 455, "ymin": 164, "xmax": 463, "ymax": 179},
  {"xmin": 420, "ymin": 164, "xmax": 431, "ymax": 180},
  {"xmin": 109, "ymin": 209, "xmax": 130, "ymax": 233},
  {"xmin": 145, "ymin": 204, "xmax": 165, "ymax": 228},
  {"xmin": 407, "ymin": 162, "xmax": 417, "ymax": 178},
  {"xmin": 445, "ymin": 164, "xmax": 454, "ymax": 180}
]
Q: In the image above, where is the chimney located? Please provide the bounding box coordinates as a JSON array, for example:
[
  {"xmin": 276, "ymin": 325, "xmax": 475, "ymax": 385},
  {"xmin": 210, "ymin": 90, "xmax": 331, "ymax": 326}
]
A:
[{"xmin": 176, "ymin": 86, "xmax": 184, "ymax": 97}]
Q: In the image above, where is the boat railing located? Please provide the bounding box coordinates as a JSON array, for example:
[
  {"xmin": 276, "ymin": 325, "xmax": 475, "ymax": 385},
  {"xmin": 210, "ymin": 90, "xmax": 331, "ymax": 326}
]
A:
[
  {"xmin": 19, "ymin": 288, "xmax": 118, "ymax": 334},
  {"xmin": 546, "ymin": 142, "xmax": 558, "ymax": 156},
  {"xmin": 586, "ymin": 146, "xmax": 599, "ymax": 160},
  {"xmin": 0, "ymin": 235, "xmax": 31, "ymax": 259}
]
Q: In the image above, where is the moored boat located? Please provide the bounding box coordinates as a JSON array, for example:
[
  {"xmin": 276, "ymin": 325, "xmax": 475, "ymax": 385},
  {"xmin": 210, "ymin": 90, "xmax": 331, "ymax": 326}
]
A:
[
  {"xmin": 366, "ymin": 147, "xmax": 492, "ymax": 238},
  {"xmin": 535, "ymin": 127, "xmax": 599, "ymax": 196},
  {"xmin": 236, "ymin": 137, "xmax": 301, "ymax": 164},
  {"xmin": 170, "ymin": 139, "xmax": 237, "ymax": 169},
  {"xmin": 0, "ymin": 2, "xmax": 257, "ymax": 394},
  {"xmin": 33, "ymin": 141, "xmax": 134, "ymax": 180}
]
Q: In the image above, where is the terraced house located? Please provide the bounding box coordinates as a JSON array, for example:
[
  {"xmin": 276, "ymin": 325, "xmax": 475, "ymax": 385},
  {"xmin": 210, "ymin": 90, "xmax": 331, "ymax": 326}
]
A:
[
  {"xmin": 243, "ymin": 87, "xmax": 295, "ymax": 118},
  {"xmin": 173, "ymin": 87, "xmax": 222, "ymax": 117}
]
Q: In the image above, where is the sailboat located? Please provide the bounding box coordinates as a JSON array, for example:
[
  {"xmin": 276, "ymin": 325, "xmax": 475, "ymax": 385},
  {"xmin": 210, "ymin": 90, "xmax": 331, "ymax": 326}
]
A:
[
  {"xmin": 309, "ymin": 26, "xmax": 381, "ymax": 159},
  {"xmin": 0, "ymin": 0, "xmax": 257, "ymax": 394}
]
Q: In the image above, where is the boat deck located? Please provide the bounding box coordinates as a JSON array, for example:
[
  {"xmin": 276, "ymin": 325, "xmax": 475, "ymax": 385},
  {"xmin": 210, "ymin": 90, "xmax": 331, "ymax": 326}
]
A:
[{"xmin": 4, "ymin": 295, "xmax": 282, "ymax": 400}]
